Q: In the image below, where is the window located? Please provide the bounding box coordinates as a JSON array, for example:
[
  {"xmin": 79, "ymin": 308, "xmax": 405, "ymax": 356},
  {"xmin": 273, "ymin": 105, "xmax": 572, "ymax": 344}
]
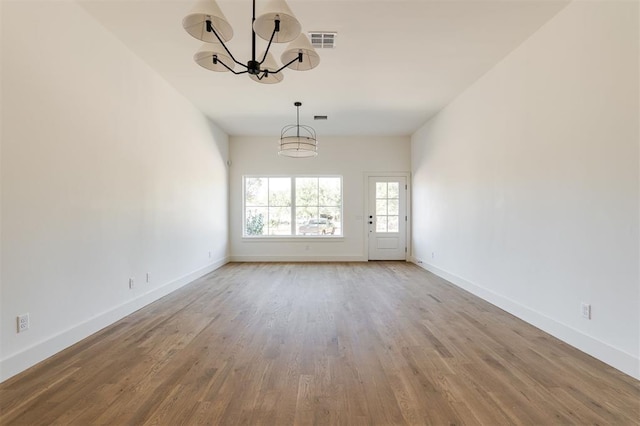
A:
[{"xmin": 244, "ymin": 176, "xmax": 342, "ymax": 237}]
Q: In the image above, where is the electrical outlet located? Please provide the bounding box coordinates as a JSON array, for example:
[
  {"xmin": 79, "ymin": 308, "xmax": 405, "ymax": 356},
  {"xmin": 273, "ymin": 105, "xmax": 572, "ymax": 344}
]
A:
[
  {"xmin": 146, "ymin": 273, "xmax": 150, "ymax": 283},
  {"xmin": 208, "ymin": 251, "xmax": 212, "ymax": 259},
  {"xmin": 129, "ymin": 278, "xmax": 134, "ymax": 289},
  {"xmin": 431, "ymin": 252, "xmax": 435, "ymax": 259},
  {"xmin": 581, "ymin": 303, "xmax": 591, "ymax": 319},
  {"xmin": 17, "ymin": 313, "xmax": 29, "ymax": 333}
]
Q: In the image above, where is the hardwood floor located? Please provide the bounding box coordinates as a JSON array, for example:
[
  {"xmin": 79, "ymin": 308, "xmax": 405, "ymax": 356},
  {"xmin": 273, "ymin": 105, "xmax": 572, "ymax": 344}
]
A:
[{"xmin": 1, "ymin": 262, "xmax": 638, "ymax": 425}]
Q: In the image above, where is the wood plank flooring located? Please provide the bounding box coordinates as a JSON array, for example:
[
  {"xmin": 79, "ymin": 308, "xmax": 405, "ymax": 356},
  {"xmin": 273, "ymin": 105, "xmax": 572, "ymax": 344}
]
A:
[{"xmin": 1, "ymin": 262, "xmax": 638, "ymax": 425}]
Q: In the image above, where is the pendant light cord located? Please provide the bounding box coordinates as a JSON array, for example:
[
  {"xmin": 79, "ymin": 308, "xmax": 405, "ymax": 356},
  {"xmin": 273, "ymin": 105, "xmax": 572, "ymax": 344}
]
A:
[{"xmin": 296, "ymin": 103, "xmax": 300, "ymax": 138}]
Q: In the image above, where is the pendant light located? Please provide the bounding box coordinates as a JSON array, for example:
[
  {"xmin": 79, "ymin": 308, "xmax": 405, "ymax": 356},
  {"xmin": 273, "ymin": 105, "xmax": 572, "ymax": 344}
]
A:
[{"xmin": 279, "ymin": 102, "xmax": 318, "ymax": 158}]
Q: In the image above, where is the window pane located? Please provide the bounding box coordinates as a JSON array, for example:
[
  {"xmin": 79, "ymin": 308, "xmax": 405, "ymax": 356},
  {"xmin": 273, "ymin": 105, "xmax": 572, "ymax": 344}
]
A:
[
  {"xmin": 245, "ymin": 177, "xmax": 268, "ymax": 206},
  {"xmin": 320, "ymin": 208, "xmax": 340, "ymax": 236},
  {"xmin": 388, "ymin": 216, "xmax": 399, "ymax": 232},
  {"xmin": 376, "ymin": 182, "xmax": 387, "ymax": 199},
  {"xmin": 376, "ymin": 199, "xmax": 387, "ymax": 215},
  {"xmin": 298, "ymin": 216, "xmax": 323, "ymax": 235},
  {"xmin": 320, "ymin": 207, "xmax": 340, "ymax": 223},
  {"xmin": 296, "ymin": 208, "xmax": 318, "ymax": 235},
  {"xmin": 245, "ymin": 207, "xmax": 267, "ymax": 235},
  {"xmin": 269, "ymin": 178, "xmax": 291, "ymax": 207},
  {"xmin": 388, "ymin": 199, "xmax": 399, "ymax": 216},
  {"xmin": 376, "ymin": 216, "xmax": 387, "ymax": 232},
  {"xmin": 296, "ymin": 177, "xmax": 318, "ymax": 206},
  {"xmin": 388, "ymin": 182, "xmax": 399, "ymax": 199},
  {"xmin": 268, "ymin": 207, "xmax": 291, "ymax": 235},
  {"xmin": 296, "ymin": 206, "xmax": 317, "ymax": 223},
  {"xmin": 319, "ymin": 177, "xmax": 341, "ymax": 206}
]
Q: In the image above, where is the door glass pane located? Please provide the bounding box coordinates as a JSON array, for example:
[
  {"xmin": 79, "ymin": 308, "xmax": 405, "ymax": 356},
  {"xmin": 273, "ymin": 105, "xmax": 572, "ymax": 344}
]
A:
[
  {"xmin": 388, "ymin": 216, "xmax": 399, "ymax": 233},
  {"xmin": 388, "ymin": 182, "xmax": 399, "ymax": 199},
  {"xmin": 388, "ymin": 199, "xmax": 399, "ymax": 216},
  {"xmin": 374, "ymin": 180, "xmax": 402, "ymax": 234}
]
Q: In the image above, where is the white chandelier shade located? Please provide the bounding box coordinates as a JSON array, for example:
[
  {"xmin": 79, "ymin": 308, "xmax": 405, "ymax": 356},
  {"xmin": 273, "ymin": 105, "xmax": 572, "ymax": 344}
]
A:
[
  {"xmin": 182, "ymin": 0, "xmax": 233, "ymax": 43},
  {"xmin": 194, "ymin": 42, "xmax": 235, "ymax": 72},
  {"xmin": 281, "ymin": 33, "xmax": 321, "ymax": 71},
  {"xmin": 253, "ymin": 0, "xmax": 302, "ymax": 43},
  {"xmin": 249, "ymin": 52, "xmax": 284, "ymax": 84}
]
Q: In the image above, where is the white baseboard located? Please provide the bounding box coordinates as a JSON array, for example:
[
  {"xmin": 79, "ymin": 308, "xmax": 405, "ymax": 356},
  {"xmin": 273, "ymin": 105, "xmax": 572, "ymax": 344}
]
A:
[
  {"xmin": 0, "ymin": 257, "xmax": 229, "ymax": 383},
  {"xmin": 409, "ymin": 258, "xmax": 639, "ymax": 380},
  {"xmin": 230, "ymin": 255, "xmax": 367, "ymax": 262}
]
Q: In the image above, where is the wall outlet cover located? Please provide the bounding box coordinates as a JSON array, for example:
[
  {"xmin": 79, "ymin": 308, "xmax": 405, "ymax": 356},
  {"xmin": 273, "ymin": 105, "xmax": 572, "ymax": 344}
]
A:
[
  {"xmin": 17, "ymin": 313, "xmax": 30, "ymax": 333},
  {"xmin": 581, "ymin": 303, "xmax": 591, "ymax": 319}
]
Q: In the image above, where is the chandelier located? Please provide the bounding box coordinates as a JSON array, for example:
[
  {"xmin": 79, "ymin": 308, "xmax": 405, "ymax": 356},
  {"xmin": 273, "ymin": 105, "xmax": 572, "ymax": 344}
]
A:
[
  {"xmin": 279, "ymin": 102, "xmax": 318, "ymax": 158},
  {"xmin": 183, "ymin": 0, "xmax": 320, "ymax": 84}
]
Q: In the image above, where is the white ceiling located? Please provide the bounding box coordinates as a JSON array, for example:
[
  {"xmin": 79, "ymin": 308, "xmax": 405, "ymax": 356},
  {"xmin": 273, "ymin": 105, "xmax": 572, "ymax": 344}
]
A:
[{"xmin": 79, "ymin": 0, "xmax": 569, "ymax": 137}]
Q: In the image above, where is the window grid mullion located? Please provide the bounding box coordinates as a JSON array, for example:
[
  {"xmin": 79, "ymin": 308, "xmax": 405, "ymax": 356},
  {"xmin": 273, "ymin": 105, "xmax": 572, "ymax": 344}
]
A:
[
  {"xmin": 267, "ymin": 178, "xmax": 271, "ymax": 235},
  {"xmin": 291, "ymin": 178, "xmax": 296, "ymax": 235}
]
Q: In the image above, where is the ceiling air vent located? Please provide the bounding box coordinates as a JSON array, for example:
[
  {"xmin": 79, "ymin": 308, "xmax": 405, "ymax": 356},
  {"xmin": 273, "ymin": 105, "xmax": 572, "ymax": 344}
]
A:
[
  {"xmin": 314, "ymin": 115, "xmax": 328, "ymax": 120},
  {"xmin": 309, "ymin": 32, "xmax": 336, "ymax": 49}
]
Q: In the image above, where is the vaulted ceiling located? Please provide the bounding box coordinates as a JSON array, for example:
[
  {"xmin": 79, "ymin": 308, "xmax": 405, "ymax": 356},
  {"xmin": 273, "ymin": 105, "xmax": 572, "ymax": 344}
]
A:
[{"xmin": 79, "ymin": 0, "xmax": 569, "ymax": 137}]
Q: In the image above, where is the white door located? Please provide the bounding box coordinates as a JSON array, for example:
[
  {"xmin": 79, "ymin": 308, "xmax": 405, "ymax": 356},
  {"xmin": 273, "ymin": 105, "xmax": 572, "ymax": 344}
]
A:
[{"xmin": 368, "ymin": 176, "xmax": 407, "ymax": 260}]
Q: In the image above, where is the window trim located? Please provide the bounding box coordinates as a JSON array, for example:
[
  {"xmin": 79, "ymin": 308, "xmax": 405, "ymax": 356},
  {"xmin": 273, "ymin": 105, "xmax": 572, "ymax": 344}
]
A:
[{"xmin": 242, "ymin": 175, "xmax": 343, "ymax": 239}]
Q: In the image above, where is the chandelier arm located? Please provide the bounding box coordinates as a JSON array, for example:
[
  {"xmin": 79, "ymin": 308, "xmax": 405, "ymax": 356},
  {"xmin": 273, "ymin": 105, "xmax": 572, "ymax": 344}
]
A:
[
  {"xmin": 206, "ymin": 20, "xmax": 247, "ymax": 68},
  {"xmin": 259, "ymin": 20, "xmax": 280, "ymax": 65},
  {"xmin": 272, "ymin": 52, "xmax": 303, "ymax": 74},
  {"xmin": 215, "ymin": 57, "xmax": 249, "ymax": 75},
  {"xmin": 256, "ymin": 70, "xmax": 271, "ymax": 80}
]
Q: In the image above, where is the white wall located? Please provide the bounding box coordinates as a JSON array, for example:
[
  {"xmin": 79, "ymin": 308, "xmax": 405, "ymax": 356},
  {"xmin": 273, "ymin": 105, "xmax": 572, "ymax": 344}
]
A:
[
  {"xmin": 0, "ymin": 1, "xmax": 229, "ymax": 381},
  {"xmin": 411, "ymin": 1, "xmax": 639, "ymax": 379},
  {"xmin": 229, "ymin": 136, "xmax": 410, "ymax": 261},
  {"xmin": 0, "ymin": 0, "xmax": 4, "ymax": 383}
]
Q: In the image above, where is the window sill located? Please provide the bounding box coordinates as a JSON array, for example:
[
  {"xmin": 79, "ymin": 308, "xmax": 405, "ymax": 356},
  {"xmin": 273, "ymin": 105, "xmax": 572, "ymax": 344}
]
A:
[{"xmin": 241, "ymin": 236, "xmax": 345, "ymax": 242}]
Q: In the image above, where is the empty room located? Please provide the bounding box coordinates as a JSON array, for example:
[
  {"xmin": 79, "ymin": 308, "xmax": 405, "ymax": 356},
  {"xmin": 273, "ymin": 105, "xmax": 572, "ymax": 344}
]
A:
[{"xmin": 1, "ymin": 0, "xmax": 638, "ymax": 424}]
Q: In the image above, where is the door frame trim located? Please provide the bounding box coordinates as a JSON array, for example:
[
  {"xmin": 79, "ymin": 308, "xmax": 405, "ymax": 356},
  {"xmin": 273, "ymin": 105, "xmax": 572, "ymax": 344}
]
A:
[{"xmin": 364, "ymin": 172, "xmax": 411, "ymax": 261}]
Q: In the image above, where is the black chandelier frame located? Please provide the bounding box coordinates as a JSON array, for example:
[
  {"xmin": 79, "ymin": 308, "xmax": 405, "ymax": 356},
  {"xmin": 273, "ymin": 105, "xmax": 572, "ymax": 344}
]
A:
[{"xmin": 204, "ymin": 0, "xmax": 303, "ymax": 81}]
